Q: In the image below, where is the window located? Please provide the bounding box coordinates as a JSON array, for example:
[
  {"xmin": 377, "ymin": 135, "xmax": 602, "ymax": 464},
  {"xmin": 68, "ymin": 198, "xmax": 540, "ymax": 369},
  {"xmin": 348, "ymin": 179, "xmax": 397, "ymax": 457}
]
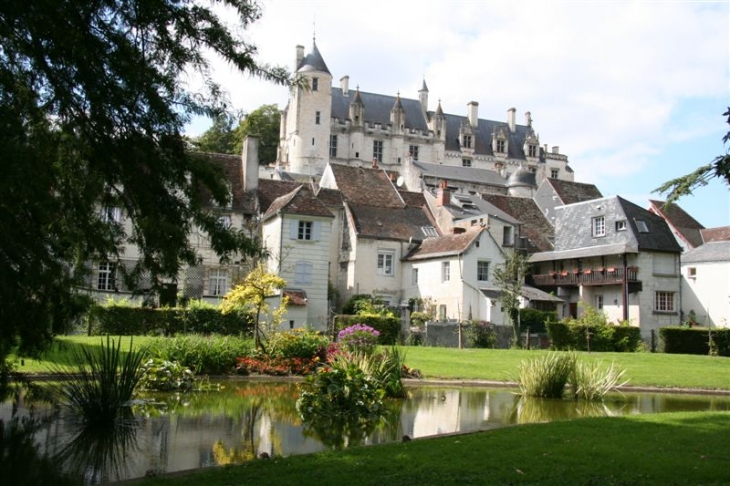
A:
[
  {"xmin": 462, "ymin": 135, "xmax": 472, "ymax": 148},
  {"xmin": 409, "ymin": 145, "xmax": 419, "ymax": 160},
  {"xmin": 442, "ymin": 262, "xmax": 450, "ymax": 282},
  {"xmin": 595, "ymin": 294, "xmax": 604, "ymax": 310},
  {"xmin": 101, "ymin": 206, "xmax": 121, "ymax": 224},
  {"xmin": 289, "ymin": 320, "xmax": 295, "ymax": 330},
  {"xmin": 653, "ymin": 253, "xmax": 676, "ymax": 276},
  {"xmin": 550, "ymin": 168, "xmax": 559, "ymax": 179},
  {"xmin": 528, "ymin": 145, "xmax": 538, "ymax": 157},
  {"xmin": 655, "ymin": 291, "xmax": 676, "ymax": 312},
  {"xmin": 636, "ymin": 220, "xmax": 649, "ymax": 233},
  {"xmin": 503, "ymin": 226, "xmax": 514, "ymax": 246},
  {"xmin": 373, "ymin": 140, "xmax": 383, "ymax": 163},
  {"xmin": 315, "ymin": 111, "xmax": 321, "ymax": 124},
  {"xmin": 377, "ymin": 250, "xmax": 395, "ymax": 276},
  {"xmin": 438, "ymin": 304, "xmax": 447, "ymax": 321},
  {"xmin": 462, "ymin": 158, "xmax": 472, "ymax": 167},
  {"xmin": 298, "ymin": 220, "xmax": 313, "ymax": 240},
  {"xmin": 496, "ymin": 139, "xmax": 505, "ymax": 153},
  {"xmin": 412, "ymin": 268, "xmax": 419, "ymax": 285},
  {"xmin": 97, "ymin": 262, "xmax": 116, "ymax": 291},
  {"xmin": 209, "ymin": 269, "xmax": 229, "ymax": 296},
  {"xmin": 329, "ymin": 135, "xmax": 338, "ymax": 157},
  {"xmin": 616, "ymin": 220, "xmax": 627, "ymax": 231},
  {"xmin": 477, "ymin": 261, "xmax": 490, "ymax": 282},
  {"xmin": 218, "ymin": 215, "xmax": 231, "ymax": 228},
  {"xmin": 592, "ymin": 216, "xmax": 606, "ymax": 237},
  {"xmin": 421, "ymin": 226, "xmax": 438, "ymax": 238},
  {"xmin": 312, "ymin": 77, "xmax": 318, "ymax": 91},
  {"xmin": 295, "ymin": 261, "xmax": 313, "ymax": 284},
  {"xmin": 687, "ymin": 267, "xmax": 697, "ymax": 280}
]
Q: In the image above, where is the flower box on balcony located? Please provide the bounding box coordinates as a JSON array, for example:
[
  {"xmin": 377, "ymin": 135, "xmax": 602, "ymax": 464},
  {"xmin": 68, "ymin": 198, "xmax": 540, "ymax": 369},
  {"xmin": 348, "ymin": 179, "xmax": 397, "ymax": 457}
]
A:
[{"xmin": 583, "ymin": 270, "xmax": 592, "ymax": 275}]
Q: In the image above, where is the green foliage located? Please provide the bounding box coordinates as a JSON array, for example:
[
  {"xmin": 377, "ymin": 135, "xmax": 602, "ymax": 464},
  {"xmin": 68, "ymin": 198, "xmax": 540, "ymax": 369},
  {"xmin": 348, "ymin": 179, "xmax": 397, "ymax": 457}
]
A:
[
  {"xmin": 654, "ymin": 107, "xmax": 730, "ymax": 204},
  {"xmin": 519, "ymin": 308, "xmax": 557, "ymax": 333},
  {"xmin": 232, "ymin": 104, "xmax": 281, "ymax": 164},
  {"xmin": 516, "ymin": 352, "xmax": 577, "ymax": 399},
  {"xmin": 341, "ymin": 294, "xmax": 394, "ymax": 317},
  {"xmin": 88, "ymin": 304, "xmax": 252, "ymax": 336},
  {"xmin": 145, "ymin": 334, "xmax": 254, "ymax": 375},
  {"xmin": 570, "ymin": 359, "xmax": 629, "ymax": 401},
  {"xmin": 409, "ymin": 311, "xmax": 430, "ymax": 329},
  {"xmin": 192, "ymin": 113, "xmax": 238, "ymax": 154},
  {"xmin": 0, "ymin": 0, "xmax": 288, "ymax": 363},
  {"xmin": 330, "ymin": 347, "xmax": 407, "ymax": 399},
  {"xmin": 336, "ymin": 324, "xmax": 381, "ymax": 356},
  {"xmin": 267, "ymin": 329, "xmax": 330, "ymax": 360},
  {"xmin": 464, "ymin": 321, "xmax": 497, "ymax": 349},
  {"xmin": 492, "ymin": 250, "xmax": 531, "ymax": 347},
  {"xmin": 138, "ymin": 358, "xmax": 195, "ymax": 392},
  {"xmin": 547, "ymin": 307, "xmax": 642, "ymax": 352},
  {"xmin": 334, "ymin": 315, "xmax": 400, "ymax": 345},
  {"xmin": 50, "ymin": 337, "xmax": 148, "ymax": 425},
  {"xmin": 660, "ymin": 327, "xmax": 730, "ymax": 356}
]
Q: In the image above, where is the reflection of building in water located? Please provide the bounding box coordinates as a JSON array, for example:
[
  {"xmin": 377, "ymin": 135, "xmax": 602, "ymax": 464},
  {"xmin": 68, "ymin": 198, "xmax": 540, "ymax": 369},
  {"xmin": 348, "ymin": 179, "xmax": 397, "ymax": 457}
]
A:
[{"xmin": 404, "ymin": 389, "xmax": 492, "ymax": 439}]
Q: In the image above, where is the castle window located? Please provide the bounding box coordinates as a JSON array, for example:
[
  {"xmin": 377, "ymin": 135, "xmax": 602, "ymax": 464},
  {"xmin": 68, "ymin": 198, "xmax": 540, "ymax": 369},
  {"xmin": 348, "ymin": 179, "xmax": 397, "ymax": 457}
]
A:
[
  {"xmin": 550, "ymin": 168, "xmax": 559, "ymax": 179},
  {"xmin": 329, "ymin": 135, "xmax": 337, "ymax": 157},
  {"xmin": 315, "ymin": 111, "xmax": 320, "ymax": 124},
  {"xmin": 496, "ymin": 140, "xmax": 505, "ymax": 153},
  {"xmin": 462, "ymin": 158, "xmax": 472, "ymax": 167},
  {"xmin": 373, "ymin": 140, "xmax": 383, "ymax": 163},
  {"xmin": 528, "ymin": 145, "xmax": 538, "ymax": 157},
  {"xmin": 462, "ymin": 135, "xmax": 472, "ymax": 148},
  {"xmin": 312, "ymin": 77, "xmax": 318, "ymax": 91},
  {"xmin": 409, "ymin": 145, "xmax": 419, "ymax": 160}
]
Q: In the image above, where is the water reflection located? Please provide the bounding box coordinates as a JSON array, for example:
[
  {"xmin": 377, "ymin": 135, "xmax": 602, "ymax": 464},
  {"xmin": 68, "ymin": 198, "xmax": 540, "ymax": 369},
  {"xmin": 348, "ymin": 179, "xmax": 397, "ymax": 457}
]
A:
[{"xmin": 2, "ymin": 381, "xmax": 730, "ymax": 484}]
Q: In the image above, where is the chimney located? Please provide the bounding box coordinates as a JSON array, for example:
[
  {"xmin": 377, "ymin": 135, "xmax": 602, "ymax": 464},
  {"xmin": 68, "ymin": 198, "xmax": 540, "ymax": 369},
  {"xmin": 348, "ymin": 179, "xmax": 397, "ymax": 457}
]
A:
[
  {"xmin": 552, "ymin": 146, "xmax": 560, "ymax": 154},
  {"xmin": 525, "ymin": 111, "xmax": 532, "ymax": 126},
  {"xmin": 295, "ymin": 45, "xmax": 304, "ymax": 70},
  {"xmin": 467, "ymin": 101, "xmax": 479, "ymax": 127},
  {"xmin": 372, "ymin": 158, "xmax": 378, "ymax": 169},
  {"xmin": 436, "ymin": 179, "xmax": 450, "ymax": 207},
  {"xmin": 242, "ymin": 136, "xmax": 259, "ymax": 192},
  {"xmin": 507, "ymin": 107, "xmax": 516, "ymax": 132},
  {"xmin": 340, "ymin": 76, "xmax": 349, "ymax": 96}
]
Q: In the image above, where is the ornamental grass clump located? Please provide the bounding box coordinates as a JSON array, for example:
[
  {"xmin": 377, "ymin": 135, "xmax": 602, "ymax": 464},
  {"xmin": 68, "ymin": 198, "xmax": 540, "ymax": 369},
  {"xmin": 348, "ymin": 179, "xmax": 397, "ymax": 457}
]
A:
[
  {"xmin": 337, "ymin": 324, "xmax": 380, "ymax": 355},
  {"xmin": 570, "ymin": 359, "xmax": 629, "ymax": 401},
  {"xmin": 516, "ymin": 352, "xmax": 576, "ymax": 399}
]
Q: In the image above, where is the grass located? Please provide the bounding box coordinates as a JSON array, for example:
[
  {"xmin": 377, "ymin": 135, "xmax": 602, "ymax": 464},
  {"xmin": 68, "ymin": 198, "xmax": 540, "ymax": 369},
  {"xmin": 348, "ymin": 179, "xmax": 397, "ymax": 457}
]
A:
[
  {"xmin": 138, "ymin": 411, "xmax": 730, "ymax": 485},
  {"xmin": 10, "ymin": 338, "xmax": 730, "ymax": 391}
]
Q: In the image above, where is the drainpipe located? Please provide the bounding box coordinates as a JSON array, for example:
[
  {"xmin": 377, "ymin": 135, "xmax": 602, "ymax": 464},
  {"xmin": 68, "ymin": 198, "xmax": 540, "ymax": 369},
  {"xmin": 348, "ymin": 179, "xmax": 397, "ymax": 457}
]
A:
[{"xmin": 622, "ymin": 253, "xmax": 629, "ymax": 321}]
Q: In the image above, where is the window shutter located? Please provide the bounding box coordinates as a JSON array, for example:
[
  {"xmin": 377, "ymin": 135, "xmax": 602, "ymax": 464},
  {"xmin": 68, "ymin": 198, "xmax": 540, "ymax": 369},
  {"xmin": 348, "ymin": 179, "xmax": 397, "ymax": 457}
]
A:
[
  {"xmin": 312, "ymin": 221, "xmax": 321, "ymax": 241},
  {"xmin": 290, "ymin": 220, "xmax": 298, "ymax": 239}
]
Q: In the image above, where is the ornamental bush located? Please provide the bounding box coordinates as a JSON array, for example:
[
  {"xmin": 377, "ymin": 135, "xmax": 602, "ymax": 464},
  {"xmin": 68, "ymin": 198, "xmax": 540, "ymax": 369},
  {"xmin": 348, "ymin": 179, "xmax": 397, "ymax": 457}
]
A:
[
  {"xmin": 337, "ymin": 324, "xmax": 380, "ymax": 355},
  {"xmin": 267, "ymin": 328, "xmax": 330, "ymax": 360},
  {"xmin": 138, "ymin": 358, "xmax": 194, "ymax": 392}
]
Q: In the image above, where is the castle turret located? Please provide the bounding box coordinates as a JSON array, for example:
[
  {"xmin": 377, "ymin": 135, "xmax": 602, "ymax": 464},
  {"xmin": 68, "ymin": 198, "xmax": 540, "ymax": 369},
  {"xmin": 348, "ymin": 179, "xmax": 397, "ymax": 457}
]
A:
[{"xmin": 418, "ymin": 79, "xmax": 429, "ymax": 115}]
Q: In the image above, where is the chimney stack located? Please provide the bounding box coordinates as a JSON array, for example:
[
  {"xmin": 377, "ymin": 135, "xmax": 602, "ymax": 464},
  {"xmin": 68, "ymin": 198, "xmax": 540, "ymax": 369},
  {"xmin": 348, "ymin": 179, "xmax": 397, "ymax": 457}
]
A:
[
  {"xmin": 467, "ymin": 101, "xmax": 479, "ymax": 127},
  {"xmin": 552, "ymin": 146, "xmax": 560, "ymax": 154},
  {"xmin": 507, "ymin": 107, "xmax": 516, "ymax": 132},
  {"xmin": 242, "ymin": 136, "xmax": 260, "ymax": 192},
  {"xmin": 340, "ymin": 75, "xmax": 349, "ymax": 96},
  {"xmin": 295, "ymin": 45, "xmax": 304, "ymax": 70},
  {"xmin": 436, "ymin": 180, "xmax": 450, "ymax": 207},
  {"xmin": 525, "ymin": 111, "xmax": 532, "ymax": 126}
]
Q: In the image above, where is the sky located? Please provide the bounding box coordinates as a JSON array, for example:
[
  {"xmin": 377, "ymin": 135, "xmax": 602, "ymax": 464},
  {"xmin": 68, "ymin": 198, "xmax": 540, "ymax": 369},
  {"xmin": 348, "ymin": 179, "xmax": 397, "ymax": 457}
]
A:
[{"xmin": 185, "ymin": 0, "xmax": 730, "ymax": 229}]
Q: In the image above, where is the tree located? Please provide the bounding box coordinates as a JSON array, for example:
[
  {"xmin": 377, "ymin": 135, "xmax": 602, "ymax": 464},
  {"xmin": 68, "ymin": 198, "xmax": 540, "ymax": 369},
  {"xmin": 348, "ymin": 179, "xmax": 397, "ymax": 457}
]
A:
[
  {"xmin": 654, "ymin": 108, "xmax": 730, "ymax": 204},
  {"xmin": 232, "ymin": 104, "xmax": 281, "ymax": 164},
  {"xmin": 0, "ymin": 0, "xmax": 290, "ymax": 358},
  {"xmin": 492, "ymin": 250, "xmax": 532, "ymax": 348},
  {"xmin": 220, "ymin": 264, "xmax": 288, "ymax": 351},
  {"xmin": 191, "ymin": 112, "xmax": 239, "ymax": 154}
]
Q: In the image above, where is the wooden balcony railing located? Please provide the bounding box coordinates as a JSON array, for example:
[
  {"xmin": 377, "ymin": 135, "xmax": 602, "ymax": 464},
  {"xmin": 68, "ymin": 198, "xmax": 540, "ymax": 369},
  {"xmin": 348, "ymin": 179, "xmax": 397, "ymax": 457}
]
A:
[{"xmin": 530, "ymin": 267, "xmax": 639, "ymax": 287}]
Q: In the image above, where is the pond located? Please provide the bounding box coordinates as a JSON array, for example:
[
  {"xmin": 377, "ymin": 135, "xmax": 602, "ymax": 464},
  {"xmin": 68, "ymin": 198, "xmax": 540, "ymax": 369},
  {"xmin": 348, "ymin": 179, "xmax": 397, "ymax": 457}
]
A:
[{"xmin": 3, "ymin": 380, "xmax": 730, "ymax": 484}]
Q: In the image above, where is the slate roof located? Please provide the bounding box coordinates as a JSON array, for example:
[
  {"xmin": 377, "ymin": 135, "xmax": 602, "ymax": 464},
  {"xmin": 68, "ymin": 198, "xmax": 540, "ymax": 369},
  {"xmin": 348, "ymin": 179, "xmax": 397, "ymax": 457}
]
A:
[
  {"xmin": 701, "ymin": 226, "xmax": 730, "ymax": 243},
  {"xmin": 682, "ymin": 240, "xmax": 730, "ymax": 263},
  {"xmin": 404, "ymin": 228, "xmax": 484, "ymax": 261},
  {"xmin": 331, "ymin": 88, "xmax": 429, "ymax": 132},
  {"xmin": 437, "ymin": 192, "xmax": 521, "ymax": 225},
  {"xmin": 443, "ymin": 113, "xmax": 536, "ymax": 160},
  {"xmin": 545, "ymin": 179, "xmax": 603, "ymax": 204},
  {"xmin": 618, "ymin": 197, "xmax": 682, "ymax": 253},
  {"xmin": 413, "ymin": 161, "xmax": 507, "ymax": 188},
  {"xmin": 648, "ymin": 199, "xmax": 705, "ymax": 248},
  {"xmin": 326, "ymin": 163, "xmax": 404, "ymax": 208},
  {"xmin": 296, "ymin": 41, "xmax": 331, "ymax": 74},
  {"xmin": 481, "ymin": 194, "xmax": 554, "ymax": 252}
]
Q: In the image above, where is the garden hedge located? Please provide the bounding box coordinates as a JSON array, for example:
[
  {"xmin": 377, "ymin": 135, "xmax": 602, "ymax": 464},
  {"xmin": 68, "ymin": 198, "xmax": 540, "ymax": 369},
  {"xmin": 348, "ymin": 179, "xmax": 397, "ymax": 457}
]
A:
[
  {"xmin": 88, "ymin": 306, "xmax": 252, "ymax": 336},
  {"xmin": 659, "ymin": 327, "xmax": 730, "ymax": 356},
  {"xmin": 519, "ymin": 308, "xmax": 557, "ymax": 334},
  {"xmin": 546, "ymin": 321, "xmax": 642, "ymax": 352},
  {"xmin": 333, "ymin": 314, "xmax": 400, "ymax": 345}
]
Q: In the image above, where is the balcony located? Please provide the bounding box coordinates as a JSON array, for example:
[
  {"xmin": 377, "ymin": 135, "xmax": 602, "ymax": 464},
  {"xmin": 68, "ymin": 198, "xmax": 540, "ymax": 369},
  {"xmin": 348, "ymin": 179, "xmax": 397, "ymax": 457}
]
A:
[{"xmin": 531, "ymin": 267, "xmax": 639, "ymax": 287}]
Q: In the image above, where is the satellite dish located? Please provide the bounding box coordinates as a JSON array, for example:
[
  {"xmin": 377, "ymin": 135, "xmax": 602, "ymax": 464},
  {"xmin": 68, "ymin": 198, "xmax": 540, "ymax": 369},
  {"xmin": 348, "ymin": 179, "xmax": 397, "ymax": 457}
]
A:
[{"xmin": 396, "ymin": 176, "xmax": 404, "ymax": 187}]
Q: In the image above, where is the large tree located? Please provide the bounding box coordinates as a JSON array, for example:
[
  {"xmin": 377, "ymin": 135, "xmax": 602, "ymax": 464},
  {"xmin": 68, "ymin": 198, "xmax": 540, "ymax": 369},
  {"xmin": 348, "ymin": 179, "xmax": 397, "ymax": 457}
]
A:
[
  {"xmin": 0, "ymin": 0, "xmax": 289, "ymax": 357},
  {"xmin": 232, "ymin": 104, "xmax": 281, "ymax": 164},
  {"xmin": 654, "ymin": 108, "xmax": 730, "ymax": 203}
]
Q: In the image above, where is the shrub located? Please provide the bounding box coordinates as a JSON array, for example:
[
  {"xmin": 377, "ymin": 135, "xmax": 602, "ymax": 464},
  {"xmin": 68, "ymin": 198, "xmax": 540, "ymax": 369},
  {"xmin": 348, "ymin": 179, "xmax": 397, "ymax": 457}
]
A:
[
  {"xmin": 267, "ymin": 328, "xmax": 330, "ymax": 360},
  {"xmin": 464, "ymin": 321, "xmax": 497, "ymax": 349},
  {"xmin": 660, "ymin": 327, "xmax": 730, "ymax": 356},
  {"xmin": 519, "ymin": 309, "xmax": 557, "ymax": 334},
  {"xmin": 330, "ymin": 346, "xmax": 407, "ymax": 398},
  {"xmin": 409, "ymin": 311, "xmax": 430, "ymax": 329},
  {"xmin": 547, "ymin": 308, "xmax": 642, "ymax": 353},
  {"xmin": 516, "ymin": 352, "xmax": 576, "ymax": 399},
  {"xmin": 334, "ymin": 315, "xmax": 400, "ymax": 345},
  {"xmin": 145, "ymin": 334, "xmax": 254, "ymax": 374},
  {"xmin": 138, "ymin": 358, "xmax": 195, "ymax": 392},
  {"xmin": 337, "ymin": 324, "xmax": 380, "ymax": 355}
]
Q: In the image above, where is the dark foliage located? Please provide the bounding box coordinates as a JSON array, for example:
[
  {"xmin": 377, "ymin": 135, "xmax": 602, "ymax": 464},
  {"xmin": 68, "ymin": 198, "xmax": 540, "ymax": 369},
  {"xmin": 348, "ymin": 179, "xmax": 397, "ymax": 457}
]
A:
[{"xmin": 660, "ymin": 327, "xmax": 730, "ymax": 356}]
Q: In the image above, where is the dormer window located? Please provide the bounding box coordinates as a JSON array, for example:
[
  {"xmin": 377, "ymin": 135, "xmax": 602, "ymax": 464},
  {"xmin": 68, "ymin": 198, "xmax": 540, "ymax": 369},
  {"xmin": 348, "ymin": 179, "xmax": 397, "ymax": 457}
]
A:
[
  {"xmin": 592, "ymin": 216, "xmax": 606, "ymax": 237},
  {"xmin": 312, "ymin": 77, "xmax": 319, "ymax": 91},
  {"xmin": 636, "ymin": 220, "xmax": 649, "ymax": 233},
  {"xmin": 528, "ymin": 145, "xmax": 538, "ymax": 157},
  {"xmin": 496, "ymin": 140, "xmax": 505, "ymax": 153},
  {"xmin": 616, "ymin": 220, "xmax": 627, "ymax": 231},
  {"xmin": 462, "ymin": 135, "xmax": 472, "ymax": 149}
]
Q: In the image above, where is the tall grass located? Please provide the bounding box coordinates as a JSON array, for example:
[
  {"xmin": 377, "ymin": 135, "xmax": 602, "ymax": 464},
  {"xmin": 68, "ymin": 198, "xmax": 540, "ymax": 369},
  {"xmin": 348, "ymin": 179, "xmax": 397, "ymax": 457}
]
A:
[
  {"xmin": 51, "ymin": 336, "xmax": 147, "ymax": 425},
  {"xmin": 332, "ymin": 347, "xmax": 407, "ymax": 398},
  {"xmin": 516, "ymin": 352, "xmax": 576, "ymax": 398},
  {"xmin": 145, "ymin": 334, "xmax": 254, "ymax": 374},
  {"xmin": 570, "ymin": 359, "xmax": 629, "ymax": 401}
]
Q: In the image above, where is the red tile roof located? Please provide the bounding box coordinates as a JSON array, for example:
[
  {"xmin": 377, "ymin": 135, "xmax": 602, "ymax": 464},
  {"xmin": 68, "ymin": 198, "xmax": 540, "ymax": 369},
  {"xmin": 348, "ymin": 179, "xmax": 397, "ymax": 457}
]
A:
[
  {"xmin": 701, "ymin": 226, "xmax": 730, "ymax": 242},
  {"xmin": 405, "ymin": 228, "xmax": 484, "ymax": 261}
]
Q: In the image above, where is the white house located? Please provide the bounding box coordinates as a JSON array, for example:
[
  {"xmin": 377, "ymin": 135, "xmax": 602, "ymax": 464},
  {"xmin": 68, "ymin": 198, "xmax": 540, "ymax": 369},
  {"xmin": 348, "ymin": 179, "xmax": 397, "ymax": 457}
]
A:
[{"xmin": 681, "ymin": 240, "xmax": 730, "ymax": 328}]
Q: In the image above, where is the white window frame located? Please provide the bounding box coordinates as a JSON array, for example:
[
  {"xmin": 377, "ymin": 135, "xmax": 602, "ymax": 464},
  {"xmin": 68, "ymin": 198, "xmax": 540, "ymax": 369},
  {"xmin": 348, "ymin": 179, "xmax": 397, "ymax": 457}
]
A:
[
  {"xmin": 218, "ymin": 214, "xmax": 231, "ymax": 228},
  {"xmin": 377, "ymin": 250, "xmax": 395, "ymax": 276},
  {"xmin": 550, "ymin": 168, "xmax": 559, "ymax": 179},
  {"xmin": 592, "ymin": 216, "xmax": 606, "ymax": 237},
  {"xmin": 101, "ymin": 206, "xmax": 121, "ymax": 224},
  {"xmin": 442, "ymin": 261, "xmax": 451, "ymax": 282},
  {"xmin": 477, "ymin": 260, "xmax": 490, "ymax": 282},
  {"xmin": 655, "ymin": 291, "xmax": 676, "ymax": 312},
  {"xmin": 616, "ymin": 220, "xmax": 627, "ymax": 231},
  {"xmin": 97, "ymin": 262, "xmax": 116, "ymax": 291},
  {"xmin": 209, "ymin": 269, "xmax": 229, "ymax": 296}
]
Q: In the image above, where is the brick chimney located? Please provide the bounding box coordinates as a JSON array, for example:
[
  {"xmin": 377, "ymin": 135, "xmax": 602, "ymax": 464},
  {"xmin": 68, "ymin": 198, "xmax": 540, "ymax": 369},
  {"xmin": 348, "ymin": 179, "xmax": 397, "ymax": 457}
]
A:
[
  {"xmin": 372, "ymin": 158, "xmax": 378, "ymax": 169},
  {"xmin": 436, "ymin": 180, "xmax": 450, "ymax": 206},
  {"xmin": 507, "ymin": 107, "xmax": 516, "ymax": 132}
]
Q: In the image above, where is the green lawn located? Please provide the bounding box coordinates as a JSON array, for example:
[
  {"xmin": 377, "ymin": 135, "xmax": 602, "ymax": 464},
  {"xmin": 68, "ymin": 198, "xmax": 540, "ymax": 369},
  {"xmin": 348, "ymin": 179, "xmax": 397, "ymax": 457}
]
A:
[
  {"xmin": 139, "ymin": 411, "xmax": 730, "ymax": 485},
  {"xmin": 11, "ymin": 337, "xmax": 730, "ymax": 391}
]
